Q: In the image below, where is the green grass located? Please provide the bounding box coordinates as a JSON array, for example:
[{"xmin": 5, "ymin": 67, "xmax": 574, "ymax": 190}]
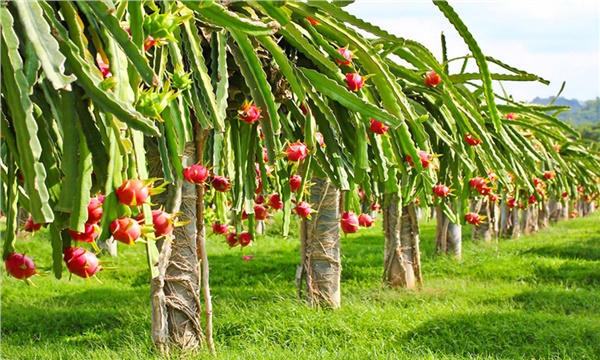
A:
[{"xmin": 2, "ymin": 212, "xmax": 600, "ymax": 359}]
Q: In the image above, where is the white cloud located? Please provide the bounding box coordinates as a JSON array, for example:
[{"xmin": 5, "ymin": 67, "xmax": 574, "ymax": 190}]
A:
[{"xmin": 345, "ymin": 0, "xmax": 600, "ymax": 101}]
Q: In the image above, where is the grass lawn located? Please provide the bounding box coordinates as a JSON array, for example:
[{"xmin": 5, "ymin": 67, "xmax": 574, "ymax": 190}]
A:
[{"xmin": 2, "ymin": 211, "xmax": 599, "ymax": 359}]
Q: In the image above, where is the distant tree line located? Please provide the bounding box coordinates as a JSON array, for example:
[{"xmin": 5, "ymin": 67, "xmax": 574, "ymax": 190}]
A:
[
  {"xmin": 568, "ymin": 98, "xmax": 600, "ymax": 143},
  {"xmin": 574, "ymin": 122, "xmax": 600, "ymax": 143},
  {"xmin": 531, "ymin": 97, "xmax": 599, "ymax": 143},
  {"xmin": 566, "ymin": 98, "xmax": 600, "ymax": 125}
]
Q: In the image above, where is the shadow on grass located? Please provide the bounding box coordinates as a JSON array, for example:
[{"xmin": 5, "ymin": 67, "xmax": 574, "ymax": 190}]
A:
[
  {"xmin": 2, "ymin": 288, "xmax": 149, "ymax": 343},
  {"xmin": 521, "ymin": 236, "xmax": 600, "ymax": 261},
  {"xmin": 511, "ymin": 288, "xmax": 600, "ymax": 315},
  {"xmin": 404, "ymin": 311, "xmax": 600, "ymax": 358},
  {"xmin": 531, "ymin": 260, "xmax": 600, "ymax": 287}
]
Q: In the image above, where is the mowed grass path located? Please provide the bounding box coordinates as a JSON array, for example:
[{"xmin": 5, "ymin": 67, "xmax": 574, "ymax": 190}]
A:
[{"xmin": 2, "ymin": 212, "xmax": 599, "ymax": 359}]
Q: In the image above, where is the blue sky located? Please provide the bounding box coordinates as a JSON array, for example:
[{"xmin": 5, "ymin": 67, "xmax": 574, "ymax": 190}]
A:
[{"xmin": 345, "ymin": 0, "xmax": 600, "ymax": 102}]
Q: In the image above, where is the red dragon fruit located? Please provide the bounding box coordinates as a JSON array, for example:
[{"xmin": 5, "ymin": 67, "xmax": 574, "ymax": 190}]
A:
[
  {"xmin": 345, "ymin": 73, "xmax": 365, "ymax": 91},
  {"xmin": 433, "ymin": 184, "xmax": 450, "ymax": 197},
  {"xmin": 68, "ymin": 223, "xmax": 100, "ymax": 243},
  {"xmin": 465, "ymin": 212, "xmax": 482, "ymax": 226},
  {"xmin": 110, "ymin": 217, "xmax": 142, "ymax": 245},
  {"xmin": 87, "ymin": 197, "xmax": 104, "ymax": 224},
  {"xmin": 183, "ymin": 164, "xmax": 209, "ymax": 184},
  {"xmin": 358, "ymin": 213, "xmax": 374, "ymax": 227},
  {"xmin": 24, "ymin": 217, "xmax": 42, "ymax": 232},
  {"xmin": 295, "ymin": 201, "xmax": 313, "ymax": 219},
  {"xmin": 267, "ymin": 194, "xmax": 284, "ymax": 210},
  {"xmin": 340, "ymin": 212, "xmax": 359, "ymax": 235},
  {"xmin": 5, "ymin": 253, "xmax": 36, "ymax": 280},
  {"xmin": 212, "ymin": 222, "xmax": 229, "ymax": 235},
  {"xmin": 285, "ymin": 141, "xmax": 308, "ymax": 162},
  {"xmin": 63, "ymin": 247, "xmax": 102, "ymax": 278},
  {"xmin": 238, "ymin": 101, "xmax": 262, "ymax": 125},
  {"xmin": 238, "ymin": 232, "xmax": 252, "ymax": 247},
  {"xmin": 290, "ymin": 175, "xmax": 302, "ymax": 192},
  {"xmin": 335, "ymin": 46, "xmax": 353, "ymax": 66},
  {"xmin": 115, "ymin": 179, "xmax": 150, "ymax": 206},
  {"xmin": 211, "ymin": 175, "xmax": 231, "ymax": 192}
]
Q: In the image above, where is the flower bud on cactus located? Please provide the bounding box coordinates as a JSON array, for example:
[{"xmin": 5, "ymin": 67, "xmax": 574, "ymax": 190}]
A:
[
  {"xmin": 143, "ymin": 12, "xmax": 192, "ymax": 42},
  {"xmin": 464, "ymin": 133, "xmax": 482, "ymax": 146},
  {"xmin": 135, "ymin": 87, "xmax": 178, "ymax": 120},
  {"xmin": 369, "ymin": 118, "xmax": 390, "ymax": 135},
  {"xmin": 425, "ymin": 71, "xmax": 441, "ymax": 87},
  {"xmin": 171, "ymin": 72, "xmax": 193, "ymax": 91}
]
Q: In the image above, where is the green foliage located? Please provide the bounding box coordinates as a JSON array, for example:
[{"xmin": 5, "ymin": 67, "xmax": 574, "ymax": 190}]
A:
[
  {"xmin": 3, "ymin": 213, "xmax": 600, "ymax": 359},
  {"xmin": 532, "ymin": 97, "xmax": 600, "ymax": 125},
  {"xmin": 574, "ymin": 122, "xmax": 600, "ymax": 143},
  {"xmin": 567, "ymin": 98, "xmax": 600, "ymax": 125}
]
